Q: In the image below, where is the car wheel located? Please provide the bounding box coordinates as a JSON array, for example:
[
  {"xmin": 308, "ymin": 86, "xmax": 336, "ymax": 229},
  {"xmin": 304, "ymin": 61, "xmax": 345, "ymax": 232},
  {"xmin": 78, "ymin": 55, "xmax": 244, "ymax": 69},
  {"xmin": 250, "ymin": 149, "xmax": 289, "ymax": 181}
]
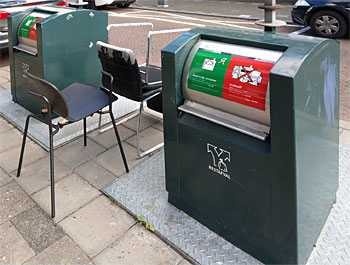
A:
[
  {"xmin": 86, "ymin": 0, "xmax": 97, "ymax": 9},
  {"xmin": 310, "ymin": 10, "xmax": 348, "ymax": 39},
  {"xmin": 117, "ymin": 3, "xmax": 130, "ymax": 8}
]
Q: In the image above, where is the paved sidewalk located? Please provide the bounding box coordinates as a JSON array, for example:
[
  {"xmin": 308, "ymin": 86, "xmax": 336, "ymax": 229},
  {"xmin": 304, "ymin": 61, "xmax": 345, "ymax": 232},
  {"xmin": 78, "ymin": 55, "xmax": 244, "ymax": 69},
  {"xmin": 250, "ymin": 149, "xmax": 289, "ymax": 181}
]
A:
[{"xmin": 0, "ymin": 66, "xmax": 191, "ymax": 265}]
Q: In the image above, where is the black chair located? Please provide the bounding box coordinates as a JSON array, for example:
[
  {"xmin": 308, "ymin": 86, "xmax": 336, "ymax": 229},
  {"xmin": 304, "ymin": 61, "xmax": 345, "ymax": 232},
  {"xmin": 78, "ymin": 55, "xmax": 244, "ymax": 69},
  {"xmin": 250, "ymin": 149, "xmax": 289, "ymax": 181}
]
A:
[
  {"xmin": 96, "ymin": 41, "xmax": 163, "ymax": 158},
  {"xmin": 17, "ymin": 71, "xmax": 129, "ymax": 218}
]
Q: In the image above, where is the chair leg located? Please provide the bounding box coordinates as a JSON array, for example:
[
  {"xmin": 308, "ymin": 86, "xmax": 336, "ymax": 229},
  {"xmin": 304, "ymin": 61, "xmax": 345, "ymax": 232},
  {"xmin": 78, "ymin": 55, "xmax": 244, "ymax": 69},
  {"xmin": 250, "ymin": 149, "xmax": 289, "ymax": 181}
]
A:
[
  {"xmin": 109, "ymin": 111, "xmax": 129, "ymax": 173},
  {"xmin": 136, "ymin": 101, "xmax": 144, "ymax": 158},
  {"xmin": 48, "ymin": 116, "xmax": 56, "ymax": 218},
  {"xmin": 17, "ymin": 115, "xmax": 32, "ymax": 177},
  {"xmin": 83, "ymin": 118, "xmax": 87, "ymax": 146}
]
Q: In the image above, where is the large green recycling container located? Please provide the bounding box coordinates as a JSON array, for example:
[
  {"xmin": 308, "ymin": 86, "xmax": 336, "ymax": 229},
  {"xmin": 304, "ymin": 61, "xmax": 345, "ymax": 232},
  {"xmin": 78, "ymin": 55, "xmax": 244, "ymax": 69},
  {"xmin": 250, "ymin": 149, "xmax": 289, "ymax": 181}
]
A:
[
  {"xmin": 8, "ymin": 6, "xmax": 108, "ymax": 114},
  {"xmin": 162, "ymin": 26, "xmax": 339, "ymax": 264}
]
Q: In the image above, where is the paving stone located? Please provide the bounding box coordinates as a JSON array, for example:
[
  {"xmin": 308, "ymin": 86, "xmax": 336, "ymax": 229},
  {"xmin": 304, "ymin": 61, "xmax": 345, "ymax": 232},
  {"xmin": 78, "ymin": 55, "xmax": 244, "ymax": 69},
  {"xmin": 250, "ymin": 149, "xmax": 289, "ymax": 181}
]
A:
[
  {"xmin": 340, "ymin": 129, "xmax": 350, "ymax": 147},
  {"xmin": 74, "ymin": 160, "xmax": 116, "ymax": 190},
  {"xmin": 0, "ymin": 76, "xmax": 7, "ymax": 85},
  {"xmin": 92, "ymin": 224, "xmax": 182, "ymax": 265},
  {"xmin": 0, "ymin": 182, "xmax": 35, "ymax": 225},
  {"xmin": 340, "ymin": 120, "xmax": 350, "ymax": 130},
  {"xmin": 0, "ymin": 118, "xmax": 13, "ymax": 133},
  {"xmin": 88, "ymin": 125, "xmax": 135, "ymax": 149},
  {"xmin": 11, "ymin": 205, "xmax": 65, "ymax": 253},
  {"xmin": 0, "ymin": 128, "xmax": 24, "ymax": 153},
  {"xmin": 0, "ymin": 221, "xmax": 35, "ymax": 265},
  {"xmin": 24, "ymin": 236, "xmax": 93, "ymax": 265},
  {"xmin": 0, "ymin": 82, "xmax": 10, "ymax": 90},
  {"xmin": 0, "ymin": 69, "xmax": 9, "ymax": 77},
  {"xmin": 94, "ymin": 142, "xmax": 144, "ymax": 177},
  {"xmin": 152, "ymin": 120, "xmax": 164, "ymax": 132},
  {"xmin": 0, "ymin": 167, "xmax": 11, "ymax": 187},
  {"xmin": 60, "ymin": 195, "xmax": 135, "ymax": 258},
  {"xmin": 123, "ymin": 112, "xmax": 160, "ymax": 132},
  {"xmin": 125, "ymin": 126, "xmax": 164, "ymax": 152},
  {"xmin": 0, "ymin": 142, "xmax": 47, "ymax": 174},
  {"xmin": 32, "ymin": 173, "xmax": 100, "ymax": 222},
  {"xmin": 15, "ymin": 156, "xmax": 72, "ymax": 195},
  {"xmin": 55, "ymin": 138, "xmax": 106, "ymax": 169},
  {"xmin": 178, "ymin": 259, "xmax": 194, "ymax": 265}
]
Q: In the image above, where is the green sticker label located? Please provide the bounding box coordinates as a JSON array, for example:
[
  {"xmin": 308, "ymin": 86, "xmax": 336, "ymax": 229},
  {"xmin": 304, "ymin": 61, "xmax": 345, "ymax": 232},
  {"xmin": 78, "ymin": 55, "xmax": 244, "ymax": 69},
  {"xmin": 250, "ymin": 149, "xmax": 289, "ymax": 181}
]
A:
[
  {"xmin": 19, "ymin": 16, "xmax": 40, "ymax": 39},
  {"xmin": 187, "ymin": 50, "xmax": 231, "ymax": 98}
]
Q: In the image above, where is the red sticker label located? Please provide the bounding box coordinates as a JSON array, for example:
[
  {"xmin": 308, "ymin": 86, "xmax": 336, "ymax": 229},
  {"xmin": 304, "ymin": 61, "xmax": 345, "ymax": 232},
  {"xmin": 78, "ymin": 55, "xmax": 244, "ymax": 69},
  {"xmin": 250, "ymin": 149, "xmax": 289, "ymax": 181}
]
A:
[
  {"xmin": 222, "ymin": 56, "xmax": 274, "ymax": 111},
  {"xmin": 28, "ymin": 18, "xmax": 42, "ymax": 41}
]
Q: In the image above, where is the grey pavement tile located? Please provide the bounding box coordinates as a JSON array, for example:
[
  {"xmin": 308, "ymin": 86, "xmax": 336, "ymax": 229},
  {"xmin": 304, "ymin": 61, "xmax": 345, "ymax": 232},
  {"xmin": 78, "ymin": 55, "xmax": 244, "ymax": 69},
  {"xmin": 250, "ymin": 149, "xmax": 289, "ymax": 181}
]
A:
[
  {"xmin": 0, "ymin": 118, "xmax": 13, "ymax": 133},
  {"xmin": 94, "ymin": 142, "xmax": 145, "ymax": 177},
  {"xmin": 24, "ymin": 236, "xmax": 93, "ymax": 265},
  {"xmin": 123, "ymin": 112, "xmax": 160, "ymax": 132},
  {"xmin": 88, "ymin": 125, "xmax": 135, "ymax": 149},
  {"xmin": 74, "ymin": 160, "xmax": 117, "ymax": 190},
  {"xmin": 340, "ymin": 129, "xmax": 350, "ymax": 146},
  {"xmin": 0, "ymin": 82, "xmax": 10, "ymax": 90},
  {"xmin": 32, "ymin": 173, "xmax": 100, "ymax": 222},
  {"xmin": 14, "ymin": 156, "xmax": 72, "ymax": 195},
  {"xmin": 0, "ymin": 76, "xmax": 8, "ymax": 85},
  {"xmin": 0, "ymin": 181, "xmax": 35, "ymax": 225},
  {"xmin": 0, "ymin": 167, "xmax": 11, "ymax": 187},
  {"xmin": 60, "ymin": 195, "xmax": 135, "ymax": 258},
  {"xmin": 178, "ymin": 259, "xmax": 194, "ymax": 265},
  {"xmin": 92, "ymin": 224, "xmax": 183, "ymax": 265},
  {"xmin": 0, "ymin": 142, "xmax": 47, "ymax": 174},
  {"xmin": 0, "ymin": 221, "xmax": 35, "ymax": 265},
  {"xmin": 125, "ymin": 126, "xmax": 164, "ymax": 152},
  {"xmin": 0, "ymin": 128, "xmax": 25, "ymax": 153},
  {"xmin": 55, "ymin": 138, "xmax": 106, "ymax": 169},
  {"xmin": 11, "ymin": 205, "xmax": 65, "ymax": 253},
  {"xmin": 152, "ymin": 120, "xmax": 164, "ymax": 132}
]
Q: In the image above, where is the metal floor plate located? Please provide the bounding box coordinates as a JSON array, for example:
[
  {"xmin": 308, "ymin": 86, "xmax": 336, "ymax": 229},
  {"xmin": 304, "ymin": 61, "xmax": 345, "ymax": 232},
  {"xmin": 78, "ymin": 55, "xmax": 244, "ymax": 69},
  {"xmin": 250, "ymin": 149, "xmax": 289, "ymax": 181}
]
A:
[{"xmin": 103, "ymin": 146, "xmax": 350, "ymax": 265}]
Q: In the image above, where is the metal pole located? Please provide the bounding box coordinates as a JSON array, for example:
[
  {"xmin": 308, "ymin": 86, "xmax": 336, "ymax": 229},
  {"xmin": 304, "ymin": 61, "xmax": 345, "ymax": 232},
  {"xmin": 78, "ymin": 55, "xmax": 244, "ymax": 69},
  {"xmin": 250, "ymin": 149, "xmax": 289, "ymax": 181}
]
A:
[
  {"xmin": 157, "ymin": 0, "xmax": 168, "ymax": 7},
  {"xmin": 255, "ymin": 0, "xmax": 286, "ymax": 32}
]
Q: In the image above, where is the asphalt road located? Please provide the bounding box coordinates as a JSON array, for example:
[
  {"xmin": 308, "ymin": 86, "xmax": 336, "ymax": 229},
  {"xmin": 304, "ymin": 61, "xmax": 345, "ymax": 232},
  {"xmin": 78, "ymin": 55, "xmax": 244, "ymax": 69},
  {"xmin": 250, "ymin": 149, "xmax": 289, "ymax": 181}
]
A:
[{"xmin": 133, "ymin": 0, "xmax": 294, "ymax": 21}]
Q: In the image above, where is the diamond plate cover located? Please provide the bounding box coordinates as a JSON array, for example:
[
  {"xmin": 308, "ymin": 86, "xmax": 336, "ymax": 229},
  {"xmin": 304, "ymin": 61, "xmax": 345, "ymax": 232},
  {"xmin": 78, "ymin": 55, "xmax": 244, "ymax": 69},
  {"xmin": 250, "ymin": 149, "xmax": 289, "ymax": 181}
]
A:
[{"xmin": 103, "ymin": 146, "xmax": 350, "ymax": 265}]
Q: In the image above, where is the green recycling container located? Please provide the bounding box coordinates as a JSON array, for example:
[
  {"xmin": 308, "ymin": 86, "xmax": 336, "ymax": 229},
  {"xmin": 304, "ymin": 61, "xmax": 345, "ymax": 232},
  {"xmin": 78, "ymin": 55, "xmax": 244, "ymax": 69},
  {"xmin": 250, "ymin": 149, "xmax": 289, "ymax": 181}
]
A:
[{"xmin": 162, "ymin": 26, "xmax": 339, "ymax": 265}]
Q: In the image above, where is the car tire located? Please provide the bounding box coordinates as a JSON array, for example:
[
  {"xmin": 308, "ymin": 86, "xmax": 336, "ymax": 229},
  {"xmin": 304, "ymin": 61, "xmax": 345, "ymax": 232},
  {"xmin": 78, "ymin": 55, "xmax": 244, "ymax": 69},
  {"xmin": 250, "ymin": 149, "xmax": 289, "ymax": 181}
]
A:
[
  {"xmin": 310, "ymin": 10, "xmax": 348, "ymax": 39},
  {"xmin": 117, "ymin": 3, "xmax": 130, "ymax": 8},
  {"xmin": 86, "ymin": 0, "xmax": 97, "ymax": 9}
]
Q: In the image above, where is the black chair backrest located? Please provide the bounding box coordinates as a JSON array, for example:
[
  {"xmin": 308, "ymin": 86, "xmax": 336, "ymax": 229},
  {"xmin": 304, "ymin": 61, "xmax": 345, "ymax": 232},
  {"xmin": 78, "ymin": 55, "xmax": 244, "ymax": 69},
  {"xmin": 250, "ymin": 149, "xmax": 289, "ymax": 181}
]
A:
[
  {"xmin": 25, "ymin": 72, "xmax": 69, "ymax": 118},
  {"xmin": 96, "ymin": 41, "xmax": 143, "ymax": 101}
]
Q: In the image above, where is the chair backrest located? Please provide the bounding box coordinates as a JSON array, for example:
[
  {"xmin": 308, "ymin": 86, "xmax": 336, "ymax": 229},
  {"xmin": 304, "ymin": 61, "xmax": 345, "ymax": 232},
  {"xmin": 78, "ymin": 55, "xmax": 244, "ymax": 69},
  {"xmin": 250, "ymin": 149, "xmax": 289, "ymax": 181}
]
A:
[
  {"xmin": 25, "ymin": 72, "xmax": 69, "ymax": 118},
  {"xmin": 96, "ymin": 41, "xmax": 143, "ymax": 101}
]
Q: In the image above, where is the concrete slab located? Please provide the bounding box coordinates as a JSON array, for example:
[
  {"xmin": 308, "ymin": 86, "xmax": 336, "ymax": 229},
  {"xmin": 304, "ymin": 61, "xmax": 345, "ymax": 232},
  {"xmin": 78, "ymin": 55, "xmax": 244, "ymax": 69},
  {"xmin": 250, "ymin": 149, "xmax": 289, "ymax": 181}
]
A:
[
  {"xmin": 11, "ymin": 205, "xmax": 65, "ymax": 253},
  {"xmin": 14, "ymin": 156, "xmax": 72, "ymax": 195},
  {"xmin": 74, "ymin": 160, "xmax": 117, "ymax": 190},
  {"xmin": 88, "ymin": 125, "xmax": 135, "ymax": 149},
  {"xmin": 0, "ymin": 128, "xmax": 23, "ymax": 153},
  {"xmin": 92, "ymin": 224, "xmax": 183, "ymax": 265},
  {"xmin": 152, "ymin": 120, "xmax": 164, "ymax": 132},
  {"xmin": 32, "ymin": 173, "xmax": 100, "ymax": 222},
  {"xmin": 340, "ymin": 129, "xmax": 350, "ymax": 147},
  {"xmin": 94, "ymin": 142, "xmax": 144, "ymax": 177},
  {"xmin": 340, "ymin": 120, "xmax": 350, "ymax": 130},
  {"xmin": 125, "ymin": 126, "xmax": 163, "ymax": 152},
  {"xmin": 179, "ymin": 259, "xmax": 194, "ymax": 265},
  {"xmin": 0, "ymin": 182, "xmax": 35, "ymax": 225},
  {"xmin": 23, "ymin": 236, "xmax": 93, "ymax": 265},
  {"xmin": 0, "ymin": 142, "xmax": 47, "ymax": 174},
  {"xmin": 0, "ymin": 117, "xmax": 13, "ymax": 133},
  {"xmin": 55, "ymin": 138, "xmax": 106, "ymax": 169},
  {"xmin": 0, "ymin": 167, "xmax": 11, "ymax": 187},
  {"xmin": 0, "ymin": 69, "xmax": 9, "ymax": 77},
  {"xmin": 0, "ymin": 221, "xmax": 35, "ymax": 265},
  {"xmin": 60, "ymin": 195, "xmax": 136, "ymax": 258},
  {"xmin": 123, "ymin": 112, "xmax": 160, "ymax": 132}
]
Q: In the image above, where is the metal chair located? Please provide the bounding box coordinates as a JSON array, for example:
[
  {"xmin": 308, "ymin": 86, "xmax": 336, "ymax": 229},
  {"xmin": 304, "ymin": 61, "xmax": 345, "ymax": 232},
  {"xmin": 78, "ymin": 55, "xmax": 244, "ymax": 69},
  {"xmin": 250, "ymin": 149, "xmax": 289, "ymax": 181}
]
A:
[
  {"xmin": 96, "ymin": 41, "xmax": 163, "ymax": 158},
  {"xmin": 17, "ymin": 71, "xmax": 129, "ymax": 218}
]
